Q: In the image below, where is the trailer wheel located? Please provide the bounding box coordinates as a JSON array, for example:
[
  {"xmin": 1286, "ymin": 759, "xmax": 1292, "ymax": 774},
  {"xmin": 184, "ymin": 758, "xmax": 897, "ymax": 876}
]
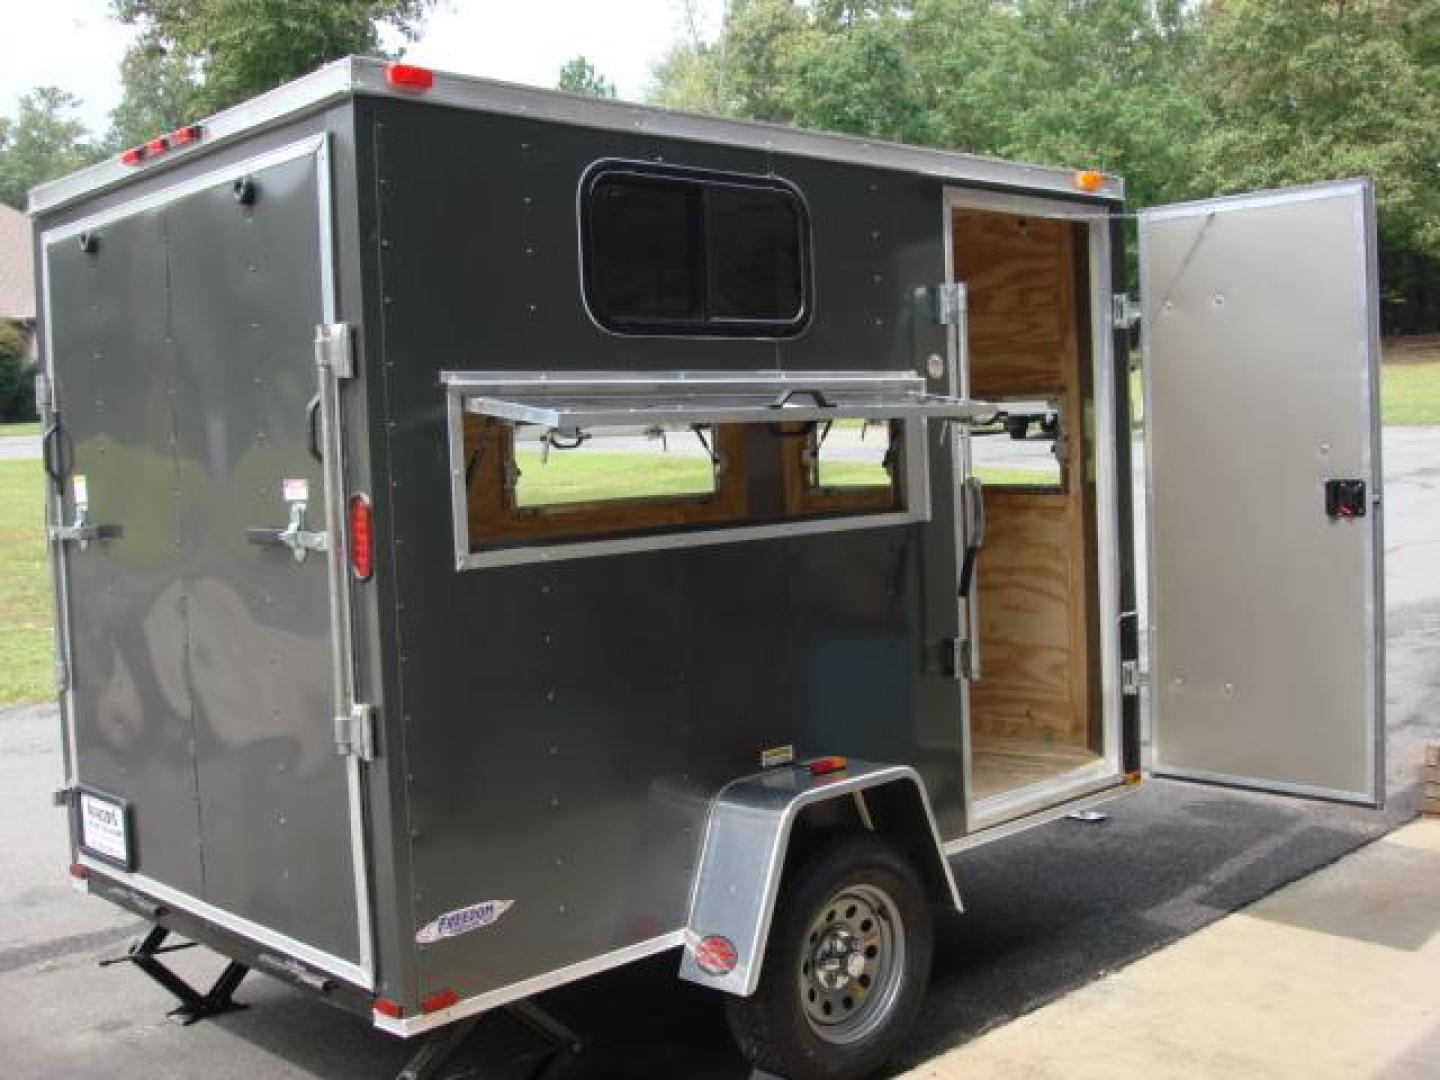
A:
[
  {"xmin": 725, "ymin": 833, "xmax": 933, "ymax": 1080},
  {"xmin": 1006, "ymin": 416, "xmax": 1030, "ymax": 440}
]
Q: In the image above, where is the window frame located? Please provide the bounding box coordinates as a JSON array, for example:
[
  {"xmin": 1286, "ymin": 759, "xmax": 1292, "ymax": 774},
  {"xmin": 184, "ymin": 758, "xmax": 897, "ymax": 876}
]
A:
[{"xmin": 577, "ymin": 159, "xmax": 814, "ymax": 339}]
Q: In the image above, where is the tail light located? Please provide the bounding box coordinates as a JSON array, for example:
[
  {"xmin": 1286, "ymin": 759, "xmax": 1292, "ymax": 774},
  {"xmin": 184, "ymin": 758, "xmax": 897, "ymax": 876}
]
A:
[
  {"xmin": 348, "ymin": 493, "xmax": 374, "ymax": 581},
  {"xmin": 386, "ymin": 63, "xmax": 434, "ymax": 92}
]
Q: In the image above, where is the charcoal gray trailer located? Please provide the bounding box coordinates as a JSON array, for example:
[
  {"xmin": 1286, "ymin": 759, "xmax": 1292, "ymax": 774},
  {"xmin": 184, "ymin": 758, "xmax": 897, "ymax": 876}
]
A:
[{"xmin": 31, "ymin": 56, "xmax": 1385, "ymax": 1079}]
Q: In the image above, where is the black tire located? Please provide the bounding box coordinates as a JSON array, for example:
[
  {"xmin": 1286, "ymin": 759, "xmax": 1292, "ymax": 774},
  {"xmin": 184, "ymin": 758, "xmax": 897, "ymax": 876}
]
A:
[
  {"xmin": 724, "ymin": 833, "xmax": 933, "ymax": 1080},
  {"xmin": 1006, "ymin": 417, "xmax": 1029, "ymax": 440}
]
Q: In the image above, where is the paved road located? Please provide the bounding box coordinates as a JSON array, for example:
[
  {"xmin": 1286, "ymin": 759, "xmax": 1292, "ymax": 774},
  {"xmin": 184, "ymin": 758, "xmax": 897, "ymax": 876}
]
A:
[
  {"xmin": 2, "ymin": 427, "xmax": 1437, "ymax": 1079},
  {"xmin": 0, "ymin": 434, "xmax": 40, "ymax": 460}
]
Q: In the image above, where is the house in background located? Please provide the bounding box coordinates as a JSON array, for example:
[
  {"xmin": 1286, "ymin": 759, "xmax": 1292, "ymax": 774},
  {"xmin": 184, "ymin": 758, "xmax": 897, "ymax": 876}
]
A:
[{"xmin": 0, "ymin": 203, "xmax": 37, "ymax": 362}]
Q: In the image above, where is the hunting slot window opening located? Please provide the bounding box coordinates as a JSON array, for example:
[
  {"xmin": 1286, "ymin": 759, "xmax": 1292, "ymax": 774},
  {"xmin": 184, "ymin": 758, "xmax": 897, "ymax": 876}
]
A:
[{"xmin": 443, "ymin": 371, "xmax": 993, "ymax": 570}]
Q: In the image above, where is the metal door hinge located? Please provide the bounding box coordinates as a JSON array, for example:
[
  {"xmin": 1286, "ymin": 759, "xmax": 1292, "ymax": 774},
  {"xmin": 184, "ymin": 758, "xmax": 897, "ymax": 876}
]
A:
[
  {"xmin": 336, "ymin": 703, "xmax": 376, "ymax": 761},
  {"xmin": 52, "ymin": 785, "xmax": 76, "ymax": 808},
  {"xmin": 1112, "ymin": 294, "xmax": 1140, "ymax": 330},
  {"xmin": 919, "ymin": 282, "xmax": 967, "ymax": 326},
  {"xmin": 35, "ymin": 373, "xmax": 53, "ymax": 416},
  {"xmin": 1121, "ymin": 659, "xmax": 1145, "ymax": 696},
  {"xmin": 55, "ymin": 658, "xmax": 69, "ymax": 693},
  {"xmin": 314, "ymin": 323, "xmax": 355, "ymax": 379}
]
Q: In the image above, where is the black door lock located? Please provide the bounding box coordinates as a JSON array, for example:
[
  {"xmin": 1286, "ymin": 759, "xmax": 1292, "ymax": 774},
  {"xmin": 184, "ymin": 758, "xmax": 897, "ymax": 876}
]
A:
[{"xmin": 1324, "ymin": 479, "xmax": 1367, "ymax": 520}]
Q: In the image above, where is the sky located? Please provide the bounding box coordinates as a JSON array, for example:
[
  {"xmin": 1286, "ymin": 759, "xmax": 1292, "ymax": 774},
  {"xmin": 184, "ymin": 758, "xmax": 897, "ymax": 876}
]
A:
[{"xmin": 0, "ymin": 0, "xmax": 723, "ymax": 138}]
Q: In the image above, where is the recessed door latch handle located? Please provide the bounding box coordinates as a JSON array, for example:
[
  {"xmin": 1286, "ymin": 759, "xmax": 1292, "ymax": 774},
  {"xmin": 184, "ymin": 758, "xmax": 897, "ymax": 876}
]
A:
[
  {"xmin": 1324, "ymin": 479, "xmax": 1367, "ymax": 520},
  {"xmin": 247, "ymin": 501, "xmax": 328, "ymax": 562},
  {"xmin": 51, "ymin": 506, "xmax": 122, "ymax": 551}
]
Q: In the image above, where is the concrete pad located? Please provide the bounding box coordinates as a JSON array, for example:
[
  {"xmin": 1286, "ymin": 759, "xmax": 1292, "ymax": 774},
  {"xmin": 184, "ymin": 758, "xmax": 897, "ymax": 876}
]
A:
[{"xmin": 905, "ymin": 819, "xmax": 1440, "ymax": 1080}]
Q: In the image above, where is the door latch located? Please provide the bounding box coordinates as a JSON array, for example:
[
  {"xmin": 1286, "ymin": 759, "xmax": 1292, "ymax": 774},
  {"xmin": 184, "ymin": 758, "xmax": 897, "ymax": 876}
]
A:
[
  {"xmin": 919, "ymin": 282, "xmax": 967, "ymax": 326},
  {"xmin": 50, "ymin": 506, "xmax": 122, "ymax": 551},
  {"xmin": 246, "ymin": 501, "xmax": 328, "ymax": 562}
]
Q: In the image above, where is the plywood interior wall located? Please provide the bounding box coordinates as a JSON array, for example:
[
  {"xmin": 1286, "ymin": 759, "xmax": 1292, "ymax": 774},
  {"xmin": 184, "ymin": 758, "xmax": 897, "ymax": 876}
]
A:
[{"xmin": 953, "ymin": 210, "xmax": 1098, "ymax": 751}]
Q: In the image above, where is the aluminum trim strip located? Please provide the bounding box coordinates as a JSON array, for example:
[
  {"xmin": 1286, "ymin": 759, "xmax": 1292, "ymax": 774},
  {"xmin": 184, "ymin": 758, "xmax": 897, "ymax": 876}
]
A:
[
  {"xmin": 32, "ymin": 57, "xmax": 1122, "ymax": 217},
  {"xmin": 372, "ymin": 931, "xmax": 688, "ymax": 1037},
  {"xmin": 1148, "ymin": 766, "xmax": 1374, "ymax": 807},
  {"xmin": 459, "ymin": 509, "xmax": 925, "ymax": 571},
  {"xmin": 462, "ymin": 396, "xmax": 991, "ymax": 429},
  {"xmin": 945, "ymin": 780, "xmax": 1133, "ymax": 854},
  {"xmin": 78, "ymin": 856, "xmax": 370, "ymax": 987}
]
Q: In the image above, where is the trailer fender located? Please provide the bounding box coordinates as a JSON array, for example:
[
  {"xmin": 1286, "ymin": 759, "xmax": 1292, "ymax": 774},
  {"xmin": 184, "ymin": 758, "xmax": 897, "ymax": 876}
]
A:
[{"xmin": 678, "ymin": 760, "xmax": 961, "ymax": 996}]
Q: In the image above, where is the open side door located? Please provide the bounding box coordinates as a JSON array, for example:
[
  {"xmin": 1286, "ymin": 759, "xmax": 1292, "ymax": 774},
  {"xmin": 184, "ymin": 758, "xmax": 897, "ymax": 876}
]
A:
[{"xmin": 1140, "ymin": 179, "xmax": 1383, "ymax": 807}]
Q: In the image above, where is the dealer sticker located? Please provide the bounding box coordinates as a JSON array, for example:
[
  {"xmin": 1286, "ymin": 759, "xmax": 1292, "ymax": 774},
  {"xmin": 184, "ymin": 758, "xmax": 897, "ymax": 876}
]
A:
[
  {"xmin": 79, "ymin": 791, "xmax": 129, "ymax": 867},
  {"xmin": 72, "ymin": 474, "xmax": 89, "ymax": 509},
  {"xmin": 282, "ymin": 478, "xmax": 309, "ymax": 503},
  {"xmin": 415, "ymin": 899, "xmax": 514, "ymax": 945}
]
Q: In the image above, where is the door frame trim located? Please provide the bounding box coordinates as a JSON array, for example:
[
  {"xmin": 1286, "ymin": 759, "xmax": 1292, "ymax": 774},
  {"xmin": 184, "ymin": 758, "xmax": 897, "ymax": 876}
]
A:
[
  {"xmin": 42, "ymin": 133, "xmax": 376, "ymax": 988},
  {"xmin": 942, "ymin": 186, "xmax": 1127, "ymax": 833}
]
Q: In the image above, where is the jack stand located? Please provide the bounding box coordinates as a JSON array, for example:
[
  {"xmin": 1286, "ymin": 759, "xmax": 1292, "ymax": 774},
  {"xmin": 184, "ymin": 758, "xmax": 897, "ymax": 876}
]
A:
[
  {"xmin": 397, "ymin": 1000, "xmax": 582, "ymax": 1080},
  {"xmin": 101, "ymin": 925, "xmax": 250, "ymax": 1025}
]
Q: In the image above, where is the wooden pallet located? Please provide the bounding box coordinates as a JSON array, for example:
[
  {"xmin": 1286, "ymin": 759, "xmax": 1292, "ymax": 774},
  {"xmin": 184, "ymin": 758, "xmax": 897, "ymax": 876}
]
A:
[{"xmin": 1425, "ymin": 745, "xmax": 1440, "ymax": 817}]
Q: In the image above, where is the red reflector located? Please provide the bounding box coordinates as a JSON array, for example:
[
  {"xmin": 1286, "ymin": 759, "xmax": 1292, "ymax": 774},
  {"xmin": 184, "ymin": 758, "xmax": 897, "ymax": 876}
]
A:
[
  {"xmin": 421, "ymin": 989, "xmax": 458, "ymax": 1014},
  {"xmin": 808, "ymin": 755, "xmax": 849, "ymax": 776},
  {"xmin": 170, "ymin": 124, "xmax": 203, "ymax": 146},
  {"xmin": 386, "ymin": 63, "xmax": 434, "ymax": 92},
  {"xmin": 145, "ymin": 135, "xmax": 170, "ymax": 155},
  {"xmin": 348, "ymin": 493, "xmax": 374, "ymax": 581},
  {"xmin": 693, "ymin": 935, "xmax": 739, "ymax": 976},
  {"xmin": 120, "ymin": 146, "xmax": 146, "ymax": 166},
  {"xmin": 69, "ymin": 863, "xmax": 88, "ymax": 879},
  {"xmin": 373, "ymin": 997, "xmax": 403, "ymax": 1019}
]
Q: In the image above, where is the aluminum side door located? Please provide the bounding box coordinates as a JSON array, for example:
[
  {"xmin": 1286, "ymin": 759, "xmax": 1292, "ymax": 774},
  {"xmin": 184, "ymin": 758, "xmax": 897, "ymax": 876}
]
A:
[{"xmin": 1140, "ymin": 179, "xmax": 1383, "ymax": 806}]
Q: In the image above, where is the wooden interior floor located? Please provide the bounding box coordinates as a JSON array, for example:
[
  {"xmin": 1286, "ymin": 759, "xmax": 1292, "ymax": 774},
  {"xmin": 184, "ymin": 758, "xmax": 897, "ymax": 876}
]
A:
[{"xmin": 970, "ymin": 735, "xmax": 1102, "ymax": 803}]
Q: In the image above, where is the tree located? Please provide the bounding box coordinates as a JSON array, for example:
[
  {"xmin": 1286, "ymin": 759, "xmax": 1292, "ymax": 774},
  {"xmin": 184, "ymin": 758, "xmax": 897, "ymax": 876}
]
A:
[
  {"xmin": 0, "ymin": 88, "xmax": 104, "ymax": 209},
  {"xmin": 1197, "ymin": 0, "xmax": 1440, "ymax": 331},
  {"xmin": 109, "ymin": 38, "xmax": 203, "ymax": 148},
  {"xmin": 111, "ymin": 0, "xmax": 436, "ymax": 117},
  {"xmin": 557, "ymin": 56, "xmax": 617, "ymax": 99}
]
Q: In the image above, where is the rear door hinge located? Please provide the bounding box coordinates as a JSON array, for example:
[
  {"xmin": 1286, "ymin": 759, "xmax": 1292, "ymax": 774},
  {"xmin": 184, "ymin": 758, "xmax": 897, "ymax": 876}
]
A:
[
  {"xmin": 55, "ymin": 657, "xmax": 69, "ymax": 694},
  {"xmin": 1121, "ymin": 659, "xmax": 1146, "ymax": 696},
  {"xmin": 920, "ymin": 282, "xmax": 967, "ymax": 326},
  {"xmin": 1112, "ymin": 294, "xmax": 1140, "ymax": 330},
  {"xmin": 314, "ymin": 323, "xmax": 355, "ymax": 379},
  {"xmin": 52, "ymin": 785, "xmax": 76, "ymax": 808},
  {"xmin": 335, "ymin": 703, "xmax": 376, "ymax": 761},
  {"xmin": 35, "ymin": 373, "xmax": 53, "ymax": 417}
]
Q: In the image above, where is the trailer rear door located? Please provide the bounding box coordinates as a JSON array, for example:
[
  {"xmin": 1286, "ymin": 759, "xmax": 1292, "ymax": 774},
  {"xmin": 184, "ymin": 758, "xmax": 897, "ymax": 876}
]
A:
[
  {"xmin": 1139, "ymin": 179, "xmax": 1383, "ymax": 806},
  {"xmin": 45, "ymin": 136, "xmax": 370, "ymax": 982}
]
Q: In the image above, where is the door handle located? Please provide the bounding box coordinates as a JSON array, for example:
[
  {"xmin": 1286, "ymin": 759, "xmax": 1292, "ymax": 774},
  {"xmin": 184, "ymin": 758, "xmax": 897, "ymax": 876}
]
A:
[
  {"xmin": 247, "ymin": 501, "xmax": 328, "ymax": 562},
  {"xmin": 51, "ymin": 505, "xmax": 123, "ymax": 551},
  {"xmin": 958, "ymin": 476, "xmax": 985, "ymax": 599}
]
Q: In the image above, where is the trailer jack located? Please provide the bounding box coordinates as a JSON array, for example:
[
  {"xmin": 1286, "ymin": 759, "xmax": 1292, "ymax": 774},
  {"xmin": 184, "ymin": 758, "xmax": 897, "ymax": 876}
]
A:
[
  {"xmin": 398, "ymin": 1000, "xmax": 582, "ymax": 1080},
  {"xmin": 100, "ymin": 926, "xmax": 249, "ymax": 1025}
]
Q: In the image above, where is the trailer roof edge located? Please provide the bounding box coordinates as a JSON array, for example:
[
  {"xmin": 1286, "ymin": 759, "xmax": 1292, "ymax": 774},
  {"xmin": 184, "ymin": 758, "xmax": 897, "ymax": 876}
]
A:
[{"xmin": 29, "ymin": 56, "xmax": 1124, "ymax": 217}]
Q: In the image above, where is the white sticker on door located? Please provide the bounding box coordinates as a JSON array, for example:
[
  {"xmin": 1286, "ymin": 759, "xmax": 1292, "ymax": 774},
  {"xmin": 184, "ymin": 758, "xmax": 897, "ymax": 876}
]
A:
[
  {"xmin": 282, "ymin": 478, "xmax": 309, "ymax": 503},
  {"xmin": 79, "ymin": 791, "xmax": 129, "ymax": 866},
  {"xmin": 72, "ymin": 474, "xmax": 89, "ymax": 508}
]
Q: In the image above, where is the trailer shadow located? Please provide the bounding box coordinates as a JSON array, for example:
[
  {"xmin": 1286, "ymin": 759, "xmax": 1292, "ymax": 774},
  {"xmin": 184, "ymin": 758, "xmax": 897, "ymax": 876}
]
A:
[{"xmin": 200, "ymin": 780, "xmax": 1393, "ymax": 1080}]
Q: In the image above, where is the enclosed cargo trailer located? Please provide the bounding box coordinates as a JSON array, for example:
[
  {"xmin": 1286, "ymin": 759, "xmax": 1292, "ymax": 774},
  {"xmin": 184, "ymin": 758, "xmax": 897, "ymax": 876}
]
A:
[{"xmin": 31, "ymin": 57, "xmax": 1384, "ymax": 1079}]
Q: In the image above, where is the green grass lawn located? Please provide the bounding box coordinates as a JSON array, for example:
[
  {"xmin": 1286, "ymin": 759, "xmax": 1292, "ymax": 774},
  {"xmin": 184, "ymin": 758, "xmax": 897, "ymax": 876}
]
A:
[
  {"xmin": 0, "ymin": 460, "xmax": 52, "ymax": 707},
  {"xmin": 1381, "ymin": 362, "xmax": 1440, "ymax": 426},
  {"xmin": 0, "ymin": 421, "xmax": 40, "ymax": 437}
]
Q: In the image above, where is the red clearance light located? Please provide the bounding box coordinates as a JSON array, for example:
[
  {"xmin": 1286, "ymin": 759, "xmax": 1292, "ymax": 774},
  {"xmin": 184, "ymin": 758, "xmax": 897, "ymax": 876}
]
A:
[
  {"xmin": 69, "ymin": 862, "xmax": 88, "ymax": 879},
  {"xmin": 372, "ymin": 997, "xmax": 403, "ymax": 1019},
  {"xmin": 420, "ymin": 988, "xmax": 459, "ymax": 1014},
  {"xmin": 386, "ymin": 62, "xmax": 434, "ymax": 92},
  {"xmin": 120, "ymin": 146, "xmax": 146, "ymax": 166},
  {"xmin": 348, "ymin": 493, "xmax": 374, "ymax": 581},
  {"xmin": 693, "ymin": 935, "xmax": 739, "ymax": 976},
  {"xmin": 808, "ymin": 755, "xmax": 849, "ymax": 777},
  {"xmin": 170, "ymin": 124, "xmax": 204, "ymax": 146},
  {"xmin": 145, "ymin": 135, "xmax": 170, "ymax": 156}
]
